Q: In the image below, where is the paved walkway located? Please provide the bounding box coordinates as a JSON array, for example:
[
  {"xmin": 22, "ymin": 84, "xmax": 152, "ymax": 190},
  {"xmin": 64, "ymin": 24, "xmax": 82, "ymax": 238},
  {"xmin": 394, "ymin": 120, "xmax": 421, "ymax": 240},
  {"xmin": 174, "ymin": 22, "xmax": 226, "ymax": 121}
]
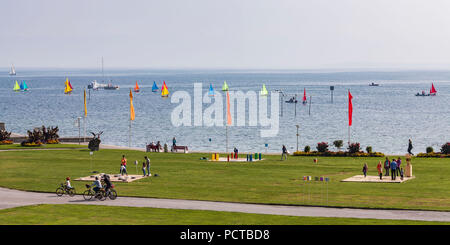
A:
[{"xmin": 1, "ymin": 187, "xmax": 450, "ymax": 222}]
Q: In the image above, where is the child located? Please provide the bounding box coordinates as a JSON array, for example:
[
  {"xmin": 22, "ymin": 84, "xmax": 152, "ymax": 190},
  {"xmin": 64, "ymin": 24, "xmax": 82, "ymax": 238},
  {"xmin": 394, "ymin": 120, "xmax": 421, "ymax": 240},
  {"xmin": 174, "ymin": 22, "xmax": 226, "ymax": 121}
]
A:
[
  {"xmin": 65, "ymin": 177, "xmax": 72, "ymax": 189},
  {"xmin": 400, "ymin": 168, "xmax": 404, "ymax": 180},
  {"xmin": 142, "ymin": 161, "xmax": 146, "ymax": 176},
  {"xmin": 362, "ymin": 163, "xmax": 368, "ymax": 177}
]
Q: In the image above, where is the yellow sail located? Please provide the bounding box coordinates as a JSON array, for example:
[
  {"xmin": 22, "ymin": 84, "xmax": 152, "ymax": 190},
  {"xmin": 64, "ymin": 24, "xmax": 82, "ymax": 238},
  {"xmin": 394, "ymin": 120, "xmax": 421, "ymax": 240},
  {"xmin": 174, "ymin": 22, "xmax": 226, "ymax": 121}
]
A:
[
  {"xmin": 161, "ymin": 81, "xmax": 169, "ymax": 97},
  {"xmin": 64, "ymin": 78, "xmax": 72, "ymax": 94},
  {"xmin": 13, "ymin": 81, "xmax": 20, "ymax": 91}
]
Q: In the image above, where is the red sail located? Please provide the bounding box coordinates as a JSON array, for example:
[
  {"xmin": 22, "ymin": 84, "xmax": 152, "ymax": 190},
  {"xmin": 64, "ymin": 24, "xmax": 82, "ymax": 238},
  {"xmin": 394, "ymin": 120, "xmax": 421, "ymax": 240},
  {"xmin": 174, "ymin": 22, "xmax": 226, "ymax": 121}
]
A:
[
  {"xmin": 348, "ymin": 90, "xmax": 353, "ymax": 126},
  {"xmin": 303, "ymin": 88, "xmax": 307, "ymax": 102},
  {"xmin": 430, "ymin": 83, "xmax": 437, "ymax": 94}
]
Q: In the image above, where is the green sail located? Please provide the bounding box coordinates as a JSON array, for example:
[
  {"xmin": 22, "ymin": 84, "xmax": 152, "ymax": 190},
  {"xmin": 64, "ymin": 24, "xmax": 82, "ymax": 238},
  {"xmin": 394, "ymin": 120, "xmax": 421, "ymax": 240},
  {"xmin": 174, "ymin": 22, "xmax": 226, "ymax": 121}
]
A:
[{"xmin": 222, "ymin": 81, "xmax": 229, "ymax": 91}]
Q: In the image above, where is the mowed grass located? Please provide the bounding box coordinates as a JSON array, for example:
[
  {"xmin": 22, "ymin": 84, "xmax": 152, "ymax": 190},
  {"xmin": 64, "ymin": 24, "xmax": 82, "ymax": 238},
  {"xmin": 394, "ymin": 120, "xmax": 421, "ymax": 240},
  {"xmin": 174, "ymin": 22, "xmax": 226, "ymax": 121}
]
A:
[
  {"xmin": 1, "ymin": 149, "xmax": 450, "ymax": 211},
  {"xmin": 1, "ymin": 204, "xmax": 448, "ymax": 225},
  {"xmin": 0, "ymin": 143, "xmax": 85, "ymax": 150}
]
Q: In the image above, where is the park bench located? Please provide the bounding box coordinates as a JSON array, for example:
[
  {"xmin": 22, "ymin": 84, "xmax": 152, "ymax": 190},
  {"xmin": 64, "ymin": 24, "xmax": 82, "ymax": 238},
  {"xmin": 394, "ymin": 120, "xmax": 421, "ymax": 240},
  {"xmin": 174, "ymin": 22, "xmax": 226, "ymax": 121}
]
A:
[{"xmin": 171, "ymin": 145, "xmax": 188, "ymax": 153}]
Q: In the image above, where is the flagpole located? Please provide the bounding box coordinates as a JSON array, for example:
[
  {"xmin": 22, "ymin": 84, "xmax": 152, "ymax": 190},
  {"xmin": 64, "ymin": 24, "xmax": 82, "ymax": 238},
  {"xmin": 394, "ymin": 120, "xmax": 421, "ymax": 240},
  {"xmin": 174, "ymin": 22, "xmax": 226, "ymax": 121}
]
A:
[
  {"xmin": 226, "ymin": 125, "xmax": 228, "ymax": 153},
  {"xmin": 84, "ymin": 116, "xmax": 86, "ymax": 143},
  {"xmin": 129, "ymin": 119, "xmax": 131, "ymax": 148}
]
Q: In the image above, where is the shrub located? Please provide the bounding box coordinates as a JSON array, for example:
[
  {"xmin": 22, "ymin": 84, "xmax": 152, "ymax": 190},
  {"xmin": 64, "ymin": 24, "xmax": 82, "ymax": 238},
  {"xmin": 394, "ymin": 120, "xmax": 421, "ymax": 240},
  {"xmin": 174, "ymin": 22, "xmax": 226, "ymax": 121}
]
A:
[
  {"xmin": 348, "ymin": 142, "xmax": 360, "ymax": 154},
  {"xmin": 441, "ymin": 143, "xmax": 450, "ymax": 154},
  {"xmin": 426, "ymin": 146, "xmax": 434, "ymax": 153},
  {"xmin": 304, "ymin": 145, "xmax": 311, "ymax": 152},
  {"xmin": 333, "ymin": 140, "xmax": 343, "ymax": 151},
  {"xmin": 316, "ymin": 142, "xmax": 329, "ymax": 153},
  {"xmin": 0, "ymin": 130, "xmax": 12, "ymax": 141},
  {"xmin": 366, "ymin": 146, "xmax": 372, "ymax": 154}
]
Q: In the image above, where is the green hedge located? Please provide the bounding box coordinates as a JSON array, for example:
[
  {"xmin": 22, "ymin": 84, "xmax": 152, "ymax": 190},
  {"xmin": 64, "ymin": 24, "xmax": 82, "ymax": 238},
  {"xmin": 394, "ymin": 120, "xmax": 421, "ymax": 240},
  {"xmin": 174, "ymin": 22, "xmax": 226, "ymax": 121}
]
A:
[
  {"xmin": 416, "ymin": 153, "xmax": 450, "ymax": 158},
  {"xmin": 293, "ymin": 151, "xmax": 384, "ymax": 157}
]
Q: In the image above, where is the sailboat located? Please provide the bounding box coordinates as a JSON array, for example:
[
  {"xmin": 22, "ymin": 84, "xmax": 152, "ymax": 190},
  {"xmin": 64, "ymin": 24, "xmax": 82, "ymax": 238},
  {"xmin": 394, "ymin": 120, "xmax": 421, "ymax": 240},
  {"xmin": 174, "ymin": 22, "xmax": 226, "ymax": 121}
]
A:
[
  {"xmin": 161, "ymin": 81, "xmax": 169, "ymax": 97},
  {"xmin": 302, "ymin": 88, "xmax": 307, "ymax": 104},
  {"xmin": 152, "ymin": 81, "xmax": 158, "ymax": 92},
  {"xmin": 13, "ymin": 81, "xmax": 20, "ymax": 91},
  {"xmin": 64, "ymin": 78, "xmax": 73, "ymax": 94},
  {"xmin": 208, "ymin": 84, "xmax": 215, "ymax": 97},
  {"xmin": 222, "ymin": 81, "xmax": 229, "ymax": 91},
  {"xmin": 20, "ymin": 81, "xmax": 29, "ymax": 91},
  {"xmin": 260, "ymin": 84, "xmax": 268, "ymax": 96},
  {"xmin": 134, "ymin": 81, "xmax": 140, "ymax": 92},
  {"xmin": 429, "ymin": 83, "xmax": 437, "ymax": 96},
  {"xmin": 9, "ymin": 64, "xmax": 16, "ymax": 76}
]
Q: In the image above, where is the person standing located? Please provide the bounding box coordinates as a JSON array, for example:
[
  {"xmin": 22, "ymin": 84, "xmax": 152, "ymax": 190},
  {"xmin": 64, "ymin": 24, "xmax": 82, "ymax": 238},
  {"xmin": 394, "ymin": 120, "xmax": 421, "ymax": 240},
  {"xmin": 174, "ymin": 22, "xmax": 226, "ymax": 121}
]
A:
[
  {"xmin": 142, "ymin": 161, "xmax": 146, "ymax": 176},
  {"xmin": 281, "ymin": 145, "xmax": 288, "ymax": 161},
  {"xmin": 172, "ymin": 137, "xmax": 177, "ymax": 147},
  {"xmin": 390, "ymin": 159, "xmax": 397, "ymax": 180},
  {"xmin": 362, "ymin": 163, "xmax": 368, "ymax": 177},
  {"xmin": 384, "ymin": 157, "xmax": 390, "ymax": 176},
  {"xmin": 377, "ymin": 161, "xmax": 383, "ymax": 180},
  {"xmin": 408, "ymin": 139, "xmax": 414, "ymax": 155},
  {"xmin": 396, "ymin": 157, "xmax": 402, "ymax": 176},
  {"xmin": 144, "ymin": 156, "xmax": 151, "ymax": 176}
]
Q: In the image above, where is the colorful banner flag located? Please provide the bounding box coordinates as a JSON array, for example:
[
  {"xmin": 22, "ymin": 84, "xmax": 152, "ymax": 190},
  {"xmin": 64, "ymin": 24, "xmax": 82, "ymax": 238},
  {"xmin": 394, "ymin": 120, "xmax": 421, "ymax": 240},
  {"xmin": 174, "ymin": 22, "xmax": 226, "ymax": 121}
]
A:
[
  {"xmin": 129, "ymin": 89, "xmax": 135, "ymax": 121},
  {"xmin": 348, "ymin": 90, "xmax": 353, "ymax": 126},
  {"xmin": 84, "ymin": 89, "xmax": 87, "ymax": 117},
  {"xmin": 226, "ymin": 91, "xmax": 232, "ymax": 126}
]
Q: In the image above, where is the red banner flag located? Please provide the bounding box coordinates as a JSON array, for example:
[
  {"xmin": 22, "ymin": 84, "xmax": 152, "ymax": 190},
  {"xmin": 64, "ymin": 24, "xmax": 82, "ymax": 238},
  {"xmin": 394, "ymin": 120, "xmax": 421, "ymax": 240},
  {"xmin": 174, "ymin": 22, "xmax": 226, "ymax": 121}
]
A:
[{"xmin": 348, "ymin": 90, "xmax": 353, "ymax": 126}]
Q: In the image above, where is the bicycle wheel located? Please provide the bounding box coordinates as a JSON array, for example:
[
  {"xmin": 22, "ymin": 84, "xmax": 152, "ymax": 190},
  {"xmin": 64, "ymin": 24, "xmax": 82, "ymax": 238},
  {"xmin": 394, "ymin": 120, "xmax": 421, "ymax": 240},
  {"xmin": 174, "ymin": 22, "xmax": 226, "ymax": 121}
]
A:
[
  {"xmin": 108, "ymin": 189, "xmax": 118, "ymax": 200},
  {"xmin": 83, "ymin": 190, "xmax": 94, "ymax": 200},
  {"xmin": 68, "ymin": 188, "xmax": 76, "ymax": 197},
  {"xmin": 95, "ymin": 191, "xmax": 106, "ymax": 201},
  {"xmin": 56, "ymin": 187, "xmax": 64, "ymax": 196}
]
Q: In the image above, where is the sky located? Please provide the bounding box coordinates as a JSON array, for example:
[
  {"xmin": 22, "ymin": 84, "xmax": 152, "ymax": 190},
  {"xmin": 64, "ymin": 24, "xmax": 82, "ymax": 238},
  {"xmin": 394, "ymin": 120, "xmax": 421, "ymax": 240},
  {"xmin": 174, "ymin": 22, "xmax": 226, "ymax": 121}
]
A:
[{"xmin": 2, "ymin": 0, "xmax": 450, "ymax": 70}]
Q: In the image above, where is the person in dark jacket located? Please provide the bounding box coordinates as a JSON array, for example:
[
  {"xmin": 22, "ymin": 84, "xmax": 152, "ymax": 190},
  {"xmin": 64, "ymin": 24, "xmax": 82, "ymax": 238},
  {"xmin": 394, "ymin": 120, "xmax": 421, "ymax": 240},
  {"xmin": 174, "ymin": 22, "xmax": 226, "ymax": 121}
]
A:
[
  {"xmin": 362, "ymin": 163, "xmax": 368, "ymax": 177},
  {"xmin": 408, "ymin": 139, "xmax": 414, "ymax": 155},
  {"xmin": 281, "ymin": 145, "xmax": 288, "ymax": 161},
  {"xmin": 384, "ymin": 157, "xmax": 390, "ymax": 176},
  {"xmin": 390, "ymin": 159, "xmax": 397, "ymax": 180}
]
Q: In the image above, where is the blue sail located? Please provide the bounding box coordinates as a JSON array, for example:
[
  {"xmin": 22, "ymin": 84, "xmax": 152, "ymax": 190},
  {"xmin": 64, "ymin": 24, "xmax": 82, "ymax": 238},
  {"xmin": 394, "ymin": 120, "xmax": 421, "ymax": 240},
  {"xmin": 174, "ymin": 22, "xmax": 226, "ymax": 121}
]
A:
[
  {"xmin": 20, "ymin": 81, "xmax": 24, "ymax": 90},
  {"xmin": 208, "ymin": 84, "xmax": 215, "ymax": 96},
  {"xmin": 152, "ymin": 81, "xmax": 158, "ymax": 92}
]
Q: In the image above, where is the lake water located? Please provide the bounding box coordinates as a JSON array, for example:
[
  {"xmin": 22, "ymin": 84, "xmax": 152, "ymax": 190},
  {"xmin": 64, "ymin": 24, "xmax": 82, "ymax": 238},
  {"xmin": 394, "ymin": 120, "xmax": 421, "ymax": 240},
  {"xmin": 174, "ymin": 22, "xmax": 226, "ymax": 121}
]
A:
[{"xmin": 1, "ymin": 69, "xmax": 449, "ymax": 154}]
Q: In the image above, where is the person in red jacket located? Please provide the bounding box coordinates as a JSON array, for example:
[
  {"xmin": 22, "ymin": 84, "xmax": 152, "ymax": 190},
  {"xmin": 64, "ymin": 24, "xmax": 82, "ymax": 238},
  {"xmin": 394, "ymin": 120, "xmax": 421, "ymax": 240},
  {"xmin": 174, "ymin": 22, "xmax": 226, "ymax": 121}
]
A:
[{"xmin": 377, "ymin": 161, "xmax": 383, "ymax": 180}]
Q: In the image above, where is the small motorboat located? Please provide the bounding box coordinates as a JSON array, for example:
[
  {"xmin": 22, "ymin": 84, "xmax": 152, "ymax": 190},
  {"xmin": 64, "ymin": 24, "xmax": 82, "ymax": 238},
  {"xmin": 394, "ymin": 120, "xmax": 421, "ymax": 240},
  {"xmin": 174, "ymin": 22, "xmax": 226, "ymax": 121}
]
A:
[
  {"xmin": 369, "ymin": 82, "xmax": 379, "ymax": 86},
  {"xmin": 285, "ymin": 97, "xmax": 298, "ymax": 103},
  {"xmin": 104, "ymin": 83, "xmax": 119, "ymax": 90}
]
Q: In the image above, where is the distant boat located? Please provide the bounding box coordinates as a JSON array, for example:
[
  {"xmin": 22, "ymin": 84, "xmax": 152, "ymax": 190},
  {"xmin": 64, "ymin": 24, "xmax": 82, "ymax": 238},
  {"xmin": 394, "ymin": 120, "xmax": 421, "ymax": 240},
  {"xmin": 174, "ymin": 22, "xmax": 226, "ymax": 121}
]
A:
[
  {"xmin": 415, "ymin": 83, "xmax": 437, "ymax": 96},
  {"xmin": 20, "ymin": 81, "xmax": 28, "ymax": 91},
  {"xmin": 208, "ymin": 84, "xmax": 215, "ymax": 97},
  {"xmin": 13, "ymin": 81, "xmax": 20, "ymax": 91},
  {"xmin": 104, "ymin": 82, "xmax": 119, "ymax": 90},
  {"xmin": 430, "ymin": 83, "xmax": 437, "ymax": 96},
  {"xmin": 64, "ymin": 78, "xmax": 73, "ymax": 94},
  {"xmin": 88, "ymin": 57, "xmax": 119, "ymax": 90},
  {"xmin": 9, "ymin": 64, "xmax": 16, "ymax": 76},
  {"xmin": 369, "ymin": 82, "xmax": 379, "ymax": 86},
  {"xmin": 302, "ymin": 88, "xmax": 307, "ymax": 105},
  {"xmin": 152, "ymin": 81, "xmax": 158, "ymax": 92},
  {"xmin": 134, "ymin": 81, "xmax": 140, "ymax": 92},
  {"xmin": 161, "ymin": 81, "xmax": 169, "ymax": 97},
  {"xmin": 260, "ymin": 84, "xmax": 268, "ymax": 96},
  {"xmin": 222, "ymin": 81, "xmax": 229, "ymax": 91}
]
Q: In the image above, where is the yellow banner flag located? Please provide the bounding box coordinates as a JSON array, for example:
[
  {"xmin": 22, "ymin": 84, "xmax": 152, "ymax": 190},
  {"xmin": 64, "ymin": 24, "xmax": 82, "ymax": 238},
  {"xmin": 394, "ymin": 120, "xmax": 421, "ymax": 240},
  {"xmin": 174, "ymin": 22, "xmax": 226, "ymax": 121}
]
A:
[
  {"xmin": 129, "ymin": 89, "xmax": 135, "ymax": 121},
  {"xmin": 84, "ymin": 89, "xmax": 87, "ymax": 117}
]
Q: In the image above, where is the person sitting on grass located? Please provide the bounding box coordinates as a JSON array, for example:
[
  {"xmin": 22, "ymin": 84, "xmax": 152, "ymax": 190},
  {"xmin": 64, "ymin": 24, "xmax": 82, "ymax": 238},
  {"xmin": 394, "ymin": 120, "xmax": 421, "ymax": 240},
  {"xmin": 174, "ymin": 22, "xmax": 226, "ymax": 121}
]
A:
[{"xmin": 92, "ymin": 176, "xmax": 102, "ymax": 193}]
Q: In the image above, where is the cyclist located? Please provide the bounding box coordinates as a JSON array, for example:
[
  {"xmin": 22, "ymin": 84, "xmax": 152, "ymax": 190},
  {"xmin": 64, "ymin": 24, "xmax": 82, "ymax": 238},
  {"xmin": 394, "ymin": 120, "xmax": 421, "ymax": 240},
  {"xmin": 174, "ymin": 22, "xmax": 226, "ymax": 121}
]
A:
[
  {"xmin": 102, "ymin": 174, "xmax": 112, "ymax": 193},
  {"xmin": 65, "ymin": 177, "xmax": 73, "ymax": 190},
  {"xmin": 92, "ymin": 176, "xmax": 103, "ymax": 194}
]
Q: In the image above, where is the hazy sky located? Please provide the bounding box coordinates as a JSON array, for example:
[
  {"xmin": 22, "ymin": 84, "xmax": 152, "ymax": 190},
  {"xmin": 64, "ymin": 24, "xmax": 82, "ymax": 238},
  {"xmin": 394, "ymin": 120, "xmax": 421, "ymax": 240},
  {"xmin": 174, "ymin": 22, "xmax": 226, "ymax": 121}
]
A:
[{"xmin": 2, "ymin": 0, "xmax": 450, "ymax": 70}]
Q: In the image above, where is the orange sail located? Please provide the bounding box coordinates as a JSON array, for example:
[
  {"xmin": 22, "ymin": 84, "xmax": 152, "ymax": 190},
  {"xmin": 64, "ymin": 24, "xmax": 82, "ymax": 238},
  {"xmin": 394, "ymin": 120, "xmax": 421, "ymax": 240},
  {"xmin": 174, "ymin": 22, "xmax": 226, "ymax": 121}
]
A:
[{"xmin": 134, "ymin": 81, "xmax": 140, "ymax": 92}]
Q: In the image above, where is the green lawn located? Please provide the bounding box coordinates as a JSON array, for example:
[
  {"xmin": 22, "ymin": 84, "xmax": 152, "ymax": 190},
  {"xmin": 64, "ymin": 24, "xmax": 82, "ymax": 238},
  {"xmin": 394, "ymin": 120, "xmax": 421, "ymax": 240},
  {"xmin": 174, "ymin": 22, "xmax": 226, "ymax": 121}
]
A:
[
  {"xmin": 0, "ymin": 204, "xmax": 447, "ymax": 225},
  {"xmin": 0, "ymin": 149, "xmax": 449, "ymax": 211},
  {"xmin": 0, "ymin": 143, "xmax": 86, "ymax": 150}
]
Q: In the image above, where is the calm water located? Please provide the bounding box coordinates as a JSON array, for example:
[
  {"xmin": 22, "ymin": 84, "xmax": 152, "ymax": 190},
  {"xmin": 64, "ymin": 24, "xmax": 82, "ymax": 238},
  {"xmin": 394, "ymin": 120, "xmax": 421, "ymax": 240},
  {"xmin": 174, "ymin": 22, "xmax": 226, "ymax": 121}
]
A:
[{"xmin": 1, "ymin": 69, "xmax": 449, "ymax": 154}]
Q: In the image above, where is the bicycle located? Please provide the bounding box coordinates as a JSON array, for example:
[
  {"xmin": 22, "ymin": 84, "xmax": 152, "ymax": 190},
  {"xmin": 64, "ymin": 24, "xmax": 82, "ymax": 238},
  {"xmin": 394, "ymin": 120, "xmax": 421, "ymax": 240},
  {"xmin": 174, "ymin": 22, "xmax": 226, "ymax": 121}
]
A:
[
  {"xmin": 83, "ymin": 184, "xmax": 106, "ymax": 201},
  {"xmin": 56, "ymin": 183, "xmax": 76, "ymax": 197},
  {"xmin": 103, "ymin": 185, "xmax": 118, "ymax": 200}
]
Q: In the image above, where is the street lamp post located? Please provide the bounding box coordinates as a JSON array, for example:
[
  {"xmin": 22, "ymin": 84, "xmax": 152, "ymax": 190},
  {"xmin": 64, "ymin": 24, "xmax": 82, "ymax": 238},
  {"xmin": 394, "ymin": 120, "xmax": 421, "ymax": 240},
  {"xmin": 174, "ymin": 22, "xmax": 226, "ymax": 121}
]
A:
[{"xmin": 296, "ymin": 125, "xmax": 300, "ymax": 152}]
